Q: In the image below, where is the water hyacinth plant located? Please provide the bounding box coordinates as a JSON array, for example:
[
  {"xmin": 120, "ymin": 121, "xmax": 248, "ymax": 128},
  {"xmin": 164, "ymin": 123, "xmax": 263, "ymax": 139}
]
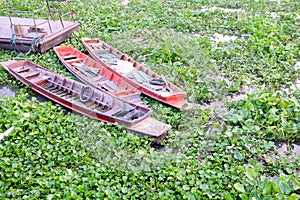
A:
[{"xmin": 0, "ymin": 0, "xmax": 300, "ymax": 199}]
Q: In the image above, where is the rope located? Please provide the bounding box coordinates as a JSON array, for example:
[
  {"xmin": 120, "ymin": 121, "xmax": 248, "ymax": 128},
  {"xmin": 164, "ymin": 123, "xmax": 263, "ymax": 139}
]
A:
[
  {"xmin": 10, "ymin": 34, "xmax": 16, "ymax": 46},
  {"xmin": 10, "ymin": 34, "xmax": 41, "ymax": 55},
  {"xmin": 10, "ymin": 34, "xmax": 22, "ymax": 56},
  {"xmin": 30, "ymin": 35, "xmax": 41, "ymax": 52}
]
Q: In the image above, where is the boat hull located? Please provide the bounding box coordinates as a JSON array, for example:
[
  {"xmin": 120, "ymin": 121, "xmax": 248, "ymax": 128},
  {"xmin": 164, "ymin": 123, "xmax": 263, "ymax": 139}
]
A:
[
  {"xmin": 1, "ymin": 60, "xmax": 171, "ymax": 138},
  {"xmin": 53, "ymin": 46, "xmax": 146, "ymax": 107},
  {"xmin": 81, "ymin": 38, "xmax": 194, "ymax": 111}
]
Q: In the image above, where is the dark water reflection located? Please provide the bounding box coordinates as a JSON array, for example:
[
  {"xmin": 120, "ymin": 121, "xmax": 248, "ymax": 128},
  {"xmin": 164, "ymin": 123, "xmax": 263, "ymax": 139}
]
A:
[
  {"xmin": 0, "ymin": 84, "xmax": 48, "ymax": 102},
  {"xmin": 0, "ymin": 85, "xmax": 17, "ymax": 99},
  {"xmin": 152, "ymin": 143, "xmax": 168, "ymax": 152}
]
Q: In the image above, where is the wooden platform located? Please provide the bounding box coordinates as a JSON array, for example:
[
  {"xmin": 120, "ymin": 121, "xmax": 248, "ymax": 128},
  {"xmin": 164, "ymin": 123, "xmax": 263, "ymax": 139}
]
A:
[{"xmin": 0, "ymin": 16, "xmax": 79, "ymax": 53}]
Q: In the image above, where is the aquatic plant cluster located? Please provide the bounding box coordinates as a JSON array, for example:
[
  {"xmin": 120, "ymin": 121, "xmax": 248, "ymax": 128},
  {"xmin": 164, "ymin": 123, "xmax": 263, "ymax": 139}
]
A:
[{"xmin": 0, "ymin": 0, "xmax": 299, "ymax": 199}]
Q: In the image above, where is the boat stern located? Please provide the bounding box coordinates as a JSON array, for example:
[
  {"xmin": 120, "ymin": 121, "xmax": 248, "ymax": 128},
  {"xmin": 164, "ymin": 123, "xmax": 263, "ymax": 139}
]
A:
[
  {"xmin": 127, "ymin": 117, "xmax": 171, "ymax": 139},
  {"xmin": 180, "ymin": 101, "xmax": 195, "ymax": 111},
  {"xmin": 0, "ymin": 60, "xmax": 18, "ymax": 70}
]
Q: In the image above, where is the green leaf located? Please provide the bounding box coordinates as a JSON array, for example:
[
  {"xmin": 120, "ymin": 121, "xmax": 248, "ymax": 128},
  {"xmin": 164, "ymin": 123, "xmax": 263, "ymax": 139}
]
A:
[
  {"xmin": 182, "ymin": 185, "xmax": 190, "ymax": 190},
  {"xmin": 258, "ymin": 177, "xmax": 269, "ymax": 190},
  {"xmin": 262, "ymin": 183, "xmax": 272, "ymax": 196},
  {"xmin": 234, "ymin": 152, "xmax": 244, "ymax": 161},
  {"xmin": 279, "ymin": 181, "xmax": 291, "ymax": 195},
  {"xmin": 121, "ymin": 187, "xmax": 128, "ymax": 193},
  {"xmin": 246, "ymin": 168, "xmax": 258, "ymax": 181},
  {"xmin": 224, "ymin": 194, "xmax": 234, "ymax": 200},
  {"xmin": 234, "ymin": 183, "xmax": 246, "ymax": 193},
  {"xmin": 239, "ymin": 194, "xmax": 248, "ymax": 200},
  {"xmin": 289, "ymin": 193, "xmax": 300, "ymax": 200},
  {"xmin": 272, "ymin": 182, "xmax": 280, "ymax": 193},
  {"xmin": 249, "ymin": 190, "xmax": 260, "ymax": 200},
  {"xmin": 263, "ymin": 197, "xmax": 273, "ymax": 200}
]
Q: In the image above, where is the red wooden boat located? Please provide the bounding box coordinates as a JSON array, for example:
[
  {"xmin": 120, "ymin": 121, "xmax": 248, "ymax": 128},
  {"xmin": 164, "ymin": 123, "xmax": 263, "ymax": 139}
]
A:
[
  {"xmin": 53, "ymin": 46, "xmax": 145, "ymax": 107},
  {"xmin": 1, "ymin": 60, "xmax": 171, "ymax": 139},
  {"xmin": 81, "ymin": 38, "xmax": 194, "ymax": 111}
]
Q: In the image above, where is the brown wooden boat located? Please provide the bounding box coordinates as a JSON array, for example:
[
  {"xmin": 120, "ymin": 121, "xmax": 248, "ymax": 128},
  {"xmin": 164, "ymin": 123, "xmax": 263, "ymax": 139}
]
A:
[
  {"xmin": 1, "ymin": 60, "xmax": 171, "ymax": 139},
  {"xmin": 0, "ymin": 1, "xmax": 79, "ymax": 53},
  {"xmin": 81, "ymin": 38, "xmax": 194, "ymax": 111},
  {"xmin": 53, "ymin": 46, "xmax": 145, "ymax": 107}
]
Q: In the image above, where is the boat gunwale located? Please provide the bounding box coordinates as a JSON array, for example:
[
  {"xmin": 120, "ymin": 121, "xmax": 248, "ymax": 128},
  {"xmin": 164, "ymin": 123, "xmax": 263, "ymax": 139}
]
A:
[
  {"xmin": 4, "ymin": 60, "xmax": 151, "ymax": 126},
  {"xmin": 82, "ymin": 38, "xmax": 184, "ymax": 92},
  {"xmin": 53, "ymin": 46, "xmax": 144, "ymax": 101},
  {"xmin": 81, "ymin": 38, "xmax": 193, "ymax": 110}
]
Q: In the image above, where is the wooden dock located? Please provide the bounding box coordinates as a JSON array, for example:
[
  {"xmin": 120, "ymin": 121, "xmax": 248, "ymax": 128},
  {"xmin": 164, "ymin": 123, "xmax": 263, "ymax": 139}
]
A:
[{"xmin": 0, "ymin": 16, "xmax": 79, "ymax": 53}]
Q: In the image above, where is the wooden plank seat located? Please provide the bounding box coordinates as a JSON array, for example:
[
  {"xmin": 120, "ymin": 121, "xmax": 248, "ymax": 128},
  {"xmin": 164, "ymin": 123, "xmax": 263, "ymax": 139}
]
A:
[
  {"xmin": 33, "ymin": 76, "xmax": 50, "ymax": 85},
  {"xmin": 45, "ymin": 78, "xmax": 74, "ymax": 96},
  {"xmin": 23, "ymin": 71, "xmax": 40, "ymax": 78},
  {"xmin": 15, "ymin": 66, "xmax": 30, "ymax": 73},
  {"xmin": 94, "ymin": 49, "xmax": 109, "ymax": 54},
  {"xmin": 65, "ymin": 58, "xmax": 84, "ymax": 63},
  {"xmin": 112, "ymin": 109, "xmax": 135, "ymax": 118},
  {"xmin": 98, "ymin": 80, "xmax": 121, "ymax": 93},
  {"xmin": 72, "ymin": 63, "xmax": 100, "ymax": 79},
  {"xmin": 104, "ymin": 81, "xmax": 121, "ymax": 92},
  {"xmin": 98, "ymin": 52, "xmax": 120, "ymax": 60},
  {"xmin": 104, "ymin": 105, "xmax": 122, "ymax": 116},
  {"xmin": 131, "ymin": 70, "xmax": 145, "ymax": 84},
  {"xmin": 63, "ymin": 55, "xmax": 77, "ymax": 60},
  {"xmin": 72, "ymin": 63, "xmax": 100, "ymax": 74},
  {"xmin": 95, "ymin": 76, "xmax": 109, "ymax": 84},
  {"xmin": 75, "ymin": 67, "xmax": 95, "ymax": 78},
  {"xmin": 87, "ymin": 75, "xmax": 107, "ymax": 83}
]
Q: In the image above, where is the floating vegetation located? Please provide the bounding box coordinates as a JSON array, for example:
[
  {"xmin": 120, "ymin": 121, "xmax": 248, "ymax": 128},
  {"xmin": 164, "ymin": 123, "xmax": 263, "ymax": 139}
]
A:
[{"xmin": 0, "ymin": 0, "xmax": 299, "ymax": 199}]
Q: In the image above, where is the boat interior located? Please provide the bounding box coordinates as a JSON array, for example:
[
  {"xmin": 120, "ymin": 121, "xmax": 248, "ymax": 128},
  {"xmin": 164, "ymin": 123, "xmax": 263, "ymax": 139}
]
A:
[
  {"xmin": 54, "ymin": 46, "xmax": 146, "ymax": 105},
  {"xmin": 7, "ymin": 61, "xmax": 149, "ymax": 123},
  {"xmin": 83, "ymin": 39, "xmax": 184, "ymax": 95}
]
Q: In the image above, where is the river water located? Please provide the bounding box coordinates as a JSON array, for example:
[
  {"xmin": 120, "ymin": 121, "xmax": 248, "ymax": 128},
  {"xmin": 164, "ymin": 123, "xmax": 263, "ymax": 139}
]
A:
[
  {"xmin": 0, "ymin": 85, "xmax": 18, "ymax": 99},
  {"xmin": 0, "ymin": 84, "xmax": 48, "ymax": 102}
]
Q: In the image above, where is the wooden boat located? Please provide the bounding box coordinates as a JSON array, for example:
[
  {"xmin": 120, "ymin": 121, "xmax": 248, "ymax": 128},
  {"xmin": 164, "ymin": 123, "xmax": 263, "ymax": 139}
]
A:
[
  {"xmin": 81, "ymin": 38, "xmax": 194, "ymax": 111},
  {"xmin": 1, "ymin": 60, "xmax": 171, "ymax": 139},
  {"xmin": 53, "ymin": 46, "xmax": 145, "ymax": 107}
]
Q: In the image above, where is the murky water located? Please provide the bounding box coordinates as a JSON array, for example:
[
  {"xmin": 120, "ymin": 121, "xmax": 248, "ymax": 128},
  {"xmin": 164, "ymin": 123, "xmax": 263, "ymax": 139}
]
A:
[
  {"xmin": 266, "ymin": 142, "xmax": 300, "ymax": 181},
  {"xmin": 0, "ymin": 84, "xmax": 48, "ymax": 102},
  {"xmin": 205, "ymin": 75, "xmax": 233, "ymax": 86},
  {"xmin": 152, "ymin": 143, "xmax": 169, "ymax": 152},
  {"xmin": 212, "ymin": 33, "xmax": 238, "ymax": 43},
  {"xmin": 198, "ymin": 101, "xmax": 228, "ymax": 116},
  {"xmin": 29, "ymin": 93, "xmax": 48, "ymax": 103},
  {"xmin": 230, "ymin": 86, "xmax": 255, "ymax": 102},
  {"xmin": 0, "ymin": 85, "xmax": 18, "ymax": 99},
  {"xmin": 276, "ymin": 142, "xmax": 300, "ymax": 157},
  {"xmin": 197, "ymin": 80, "xmax": 255, "ymax": 116}
]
